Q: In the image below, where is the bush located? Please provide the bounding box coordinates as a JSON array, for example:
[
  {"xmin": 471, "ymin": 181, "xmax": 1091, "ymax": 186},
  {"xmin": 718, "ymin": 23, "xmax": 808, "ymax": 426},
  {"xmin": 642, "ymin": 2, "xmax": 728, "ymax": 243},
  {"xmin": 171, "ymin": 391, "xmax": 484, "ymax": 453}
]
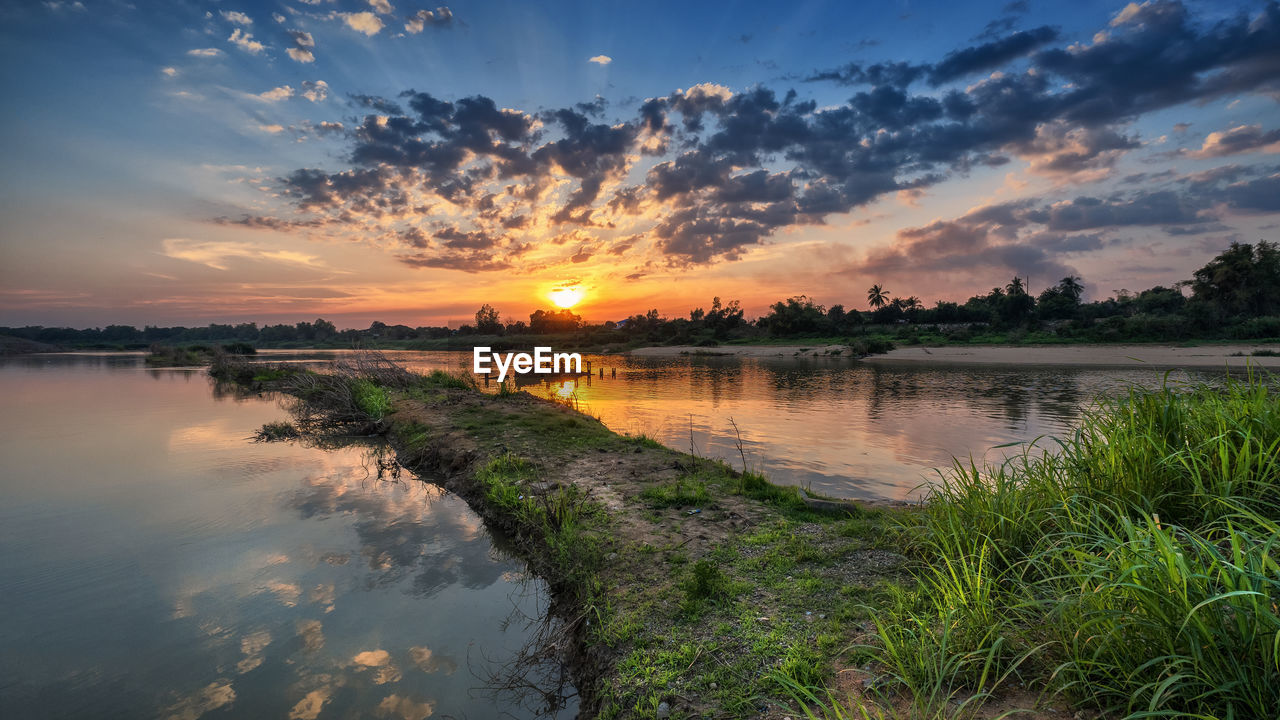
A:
[
  {"xmin": 351, "ymin": 378, "xmax": 392, "ymax": 419},
  {"xmin": 1231, "ymin": 315, "xmax": 1280, "ymax": 339},
  {"xmin": 847, "ymin": 337, "xmax": 894, "ymax": 356},
  {"xmin": 681, "ymin": 559, "xmax": 731, "ymax": 611}
]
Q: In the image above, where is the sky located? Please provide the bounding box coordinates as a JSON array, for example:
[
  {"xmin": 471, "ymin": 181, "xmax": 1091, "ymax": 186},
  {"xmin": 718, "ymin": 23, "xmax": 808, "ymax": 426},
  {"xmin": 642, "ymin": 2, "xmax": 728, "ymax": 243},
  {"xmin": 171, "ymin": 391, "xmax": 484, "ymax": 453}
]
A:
[{"xmin": 1, "ymin": 0, "xmax": 1278, "ymax": 328}]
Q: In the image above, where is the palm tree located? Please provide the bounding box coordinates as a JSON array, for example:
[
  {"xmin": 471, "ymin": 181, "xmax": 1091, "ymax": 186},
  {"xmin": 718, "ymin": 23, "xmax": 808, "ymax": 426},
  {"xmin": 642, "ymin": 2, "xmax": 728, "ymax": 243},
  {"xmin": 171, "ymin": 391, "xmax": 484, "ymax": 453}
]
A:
[
  {"xmin": 1006, "ymin": 276, "xmax": 1025, "ymax": 295},
  {"xmin": 867, "ymin": 284, "xmax": 890, "ymax": 309},
  {"xmin": 1058, "ymin": 276, "xmax": 1084, "ymax": 301},
  {"xmin": 903, "ymin": 296, "xmax": 922, "ymax": 312}
]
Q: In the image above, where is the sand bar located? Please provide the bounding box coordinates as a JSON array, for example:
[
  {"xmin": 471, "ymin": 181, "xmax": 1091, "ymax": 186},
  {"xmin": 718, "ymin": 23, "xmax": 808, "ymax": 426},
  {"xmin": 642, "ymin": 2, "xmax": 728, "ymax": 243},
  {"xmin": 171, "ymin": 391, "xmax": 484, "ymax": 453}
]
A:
[{"xmin": 867, "ymin": 344, "xmax": 1280, "ymax": 368}]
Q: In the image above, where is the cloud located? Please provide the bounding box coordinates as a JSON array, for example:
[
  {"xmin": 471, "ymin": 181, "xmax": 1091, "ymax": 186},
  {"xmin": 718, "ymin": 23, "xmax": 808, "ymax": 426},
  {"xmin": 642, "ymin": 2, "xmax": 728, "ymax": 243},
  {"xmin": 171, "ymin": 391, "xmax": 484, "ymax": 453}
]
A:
[
  {"xmin": 286, "ymin": 30, "xmax": 316, "ymax": 62},
  {"xmin": 257, "ymin": 124, "xmax": 285, "ymax": 134},
  {"xmin": 220, "ymin": 10, "xmax": 252, "ymax": 26},
  {"xmin": 301, "ymin": 80, "xmax": 329, "ymax": 103},
  {"xmin": 404, "ymin": 6, "xmax": 453, "ymax": 33},
  {"xmin": 256, "ymin": 86, "xmax": 295, "ymax": 102},
  {"xmin": 231, "ymin": 0, "xmax": 1280, "ymax": 272},
  {"xmin": 42, "ymin": 1, "xmax": 86, "ymax": 11},
  {"xmin": 273, "ymin": 13, "xmax": 286, "ymax": 23},
  {"xmin": 928, "ymin": 26, "xmax": 1059, "ymax": 85},
  {"xmin": 588, "ymin": 55, "xmax": 612, "ymax": 65},
  {"xmin": 368, "ymin": 0, "xmax": 393, "ymax": 14},
  {"xmin": 162, "ymin": 238, "xmax": 329, "ymax": 270},
  {"xmin": 340, "ymin": 11, "xmax": 384, "ymax": 36},
  {"xmin": 1014, "ymin": 121, "xmax": 1140, "ymax": 180},
  {"xmin": 228, "ymin": 28, "xmax": 265, "ymax": 54},
  {"xmin": 161, "ymin": 66, "xmax": 177, "ymax": 77},
  {"xmin": 187, "ymin": 48, "xmax": 223, "ymax": 57},
  {"xmin": 1191, "ymin": 124, "xmax": 1280, "ymax": 157}
]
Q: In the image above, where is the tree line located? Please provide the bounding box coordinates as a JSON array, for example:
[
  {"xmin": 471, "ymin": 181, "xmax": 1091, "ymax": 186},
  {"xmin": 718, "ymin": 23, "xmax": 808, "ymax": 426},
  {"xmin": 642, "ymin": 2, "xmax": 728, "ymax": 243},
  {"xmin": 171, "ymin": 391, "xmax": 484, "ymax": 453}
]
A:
[{"xmin": 5, "ymin": 241, "xmax": 1278, "ymax": 349}]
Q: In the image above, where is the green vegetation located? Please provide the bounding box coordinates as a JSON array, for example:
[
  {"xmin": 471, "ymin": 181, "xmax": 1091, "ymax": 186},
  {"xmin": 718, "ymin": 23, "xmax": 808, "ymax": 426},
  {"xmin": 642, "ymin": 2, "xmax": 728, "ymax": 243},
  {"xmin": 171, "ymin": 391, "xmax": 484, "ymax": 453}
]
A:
[
  {"xmin": 351, "ymin": 378, "xmax": 392, "ymax": 419},
  {"xmin": 849, "ymin": 375, "xmax": 1280, "ymax": 719},
  {"xmin": 212, "ymin": 350, "xmax": 1278, "ymax": 719},
  {"xmin": 145, "ymin": 342, "xmax": 256, "ymax": 367}
]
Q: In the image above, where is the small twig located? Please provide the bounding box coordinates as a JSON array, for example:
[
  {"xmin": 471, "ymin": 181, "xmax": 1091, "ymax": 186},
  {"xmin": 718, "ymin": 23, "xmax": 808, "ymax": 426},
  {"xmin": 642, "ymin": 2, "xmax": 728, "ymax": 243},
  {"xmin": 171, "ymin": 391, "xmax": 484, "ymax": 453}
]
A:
[{"xmin": 728, "ymin": 417, "xmax": 749, "ymax": 474}]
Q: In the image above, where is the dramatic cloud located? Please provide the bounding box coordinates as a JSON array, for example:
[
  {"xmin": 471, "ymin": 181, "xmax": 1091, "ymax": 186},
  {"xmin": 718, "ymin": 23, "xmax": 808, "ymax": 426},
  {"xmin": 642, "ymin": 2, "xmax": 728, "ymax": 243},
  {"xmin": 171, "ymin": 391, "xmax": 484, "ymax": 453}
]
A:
[
  {"xmin": 404, "ymin": 7, "xmax": 453, "ymax": 33},
  {"xmin": 230, "ymin": 0, "xmax": 1280, "ymax": 275}
]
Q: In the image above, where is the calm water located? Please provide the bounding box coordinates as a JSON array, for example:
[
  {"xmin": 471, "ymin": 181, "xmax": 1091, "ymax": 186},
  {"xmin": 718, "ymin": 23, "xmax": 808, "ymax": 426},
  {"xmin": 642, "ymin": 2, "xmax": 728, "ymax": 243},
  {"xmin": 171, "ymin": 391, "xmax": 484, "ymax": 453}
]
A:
[
  {"xmin": 253, "ymin": 349, "xmax": 1218, "ymax": 501},
  {"xmin": 0, "ymin": 354, "xmax": 573, "ymax": 720},
  {"xmin": 0, "ymin": 350, "xmax": 1228, "ymax": 720}
]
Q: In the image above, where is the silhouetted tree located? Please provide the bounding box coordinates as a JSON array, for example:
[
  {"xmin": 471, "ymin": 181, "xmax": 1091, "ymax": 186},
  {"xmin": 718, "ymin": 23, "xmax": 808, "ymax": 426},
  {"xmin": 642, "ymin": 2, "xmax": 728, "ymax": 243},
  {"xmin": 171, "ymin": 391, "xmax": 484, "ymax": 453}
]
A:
[
  {"xmin": 474, "ymin": 304, "xmax": 503, "ymax": 334},
  {"xmin": 1190, "ymin": 241, "xmax": 1280, "ymax": 317},
  {"xmin": 867, "ymin": 284, "xmax": 890, "ymax": 309}
]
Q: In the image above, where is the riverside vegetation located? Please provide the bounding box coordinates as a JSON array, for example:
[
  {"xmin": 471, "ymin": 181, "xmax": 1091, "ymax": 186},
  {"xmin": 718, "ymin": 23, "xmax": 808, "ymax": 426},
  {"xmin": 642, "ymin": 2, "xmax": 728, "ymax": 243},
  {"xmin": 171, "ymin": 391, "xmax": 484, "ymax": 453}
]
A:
[
  {"xmin": 211, "ymin": 352, "xmax": 1278, "ymax": 719},
  {"xmin": 12, "ymin": 241, "xmax": 1280, "ymax": 355}
]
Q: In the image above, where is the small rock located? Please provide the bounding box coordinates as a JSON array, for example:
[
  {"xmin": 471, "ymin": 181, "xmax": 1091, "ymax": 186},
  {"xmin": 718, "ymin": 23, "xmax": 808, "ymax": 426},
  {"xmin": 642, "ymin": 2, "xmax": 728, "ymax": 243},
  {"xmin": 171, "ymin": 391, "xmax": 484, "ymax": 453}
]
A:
[
  {"xmin": 607, "ymin": 552, "xmax": 619, "ymax": 561},
  {"xmin": 656, "ymin": 700, "xmax": 671, "ymax": 718}
]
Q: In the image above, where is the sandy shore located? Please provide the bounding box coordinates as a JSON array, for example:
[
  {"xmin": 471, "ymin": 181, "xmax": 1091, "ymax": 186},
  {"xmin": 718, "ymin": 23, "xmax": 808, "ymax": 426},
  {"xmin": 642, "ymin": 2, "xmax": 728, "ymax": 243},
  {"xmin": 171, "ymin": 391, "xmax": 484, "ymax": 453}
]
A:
[
  {"xmin": 629, "ymin": 342, "xmax": 1280, "ymax": 367},
  {"xmin": 868, "ymin": 344, "xmax": 1280, "ymax": 368},
  {"xmin": 628, "ymin": 344, "xmax": 850, "ymax": 358}
]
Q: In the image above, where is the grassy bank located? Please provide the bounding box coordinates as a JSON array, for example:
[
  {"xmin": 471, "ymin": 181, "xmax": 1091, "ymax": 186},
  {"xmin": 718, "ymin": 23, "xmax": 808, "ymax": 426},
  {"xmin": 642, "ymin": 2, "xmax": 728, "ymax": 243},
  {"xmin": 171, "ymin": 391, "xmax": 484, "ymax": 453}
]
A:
[
  {"xmin": 212, "ymin": 353, "xmax": 1278, "ymax": 719},
  {"xmin": 828, "ymin": 375, "xmax": 1279, "ymax": 720}
]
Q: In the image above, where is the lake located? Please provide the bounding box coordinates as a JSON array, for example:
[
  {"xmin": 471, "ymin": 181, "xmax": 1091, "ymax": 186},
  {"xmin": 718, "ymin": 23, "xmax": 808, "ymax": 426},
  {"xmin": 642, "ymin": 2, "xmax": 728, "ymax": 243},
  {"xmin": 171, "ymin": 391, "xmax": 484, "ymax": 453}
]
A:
[
  {"xmin": 252, "ymin": 349, "xmax": 1224, "ymax": 501},
  {"xmin": 0, "ymin": 354, "xmax": 575, "ymax": 720}
]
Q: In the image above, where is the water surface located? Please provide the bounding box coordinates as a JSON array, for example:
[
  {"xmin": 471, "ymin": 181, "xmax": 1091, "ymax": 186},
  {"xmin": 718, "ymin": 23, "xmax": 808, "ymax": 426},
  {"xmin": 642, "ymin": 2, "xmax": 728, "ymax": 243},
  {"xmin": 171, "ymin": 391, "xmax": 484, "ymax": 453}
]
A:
[
  {"xmin": 276, "ymin": 349, "xmax": 1224, "ymax": 501},
  {"xmin": 0, "ymin": 354, "xmax": 572, "ymax": 719}
]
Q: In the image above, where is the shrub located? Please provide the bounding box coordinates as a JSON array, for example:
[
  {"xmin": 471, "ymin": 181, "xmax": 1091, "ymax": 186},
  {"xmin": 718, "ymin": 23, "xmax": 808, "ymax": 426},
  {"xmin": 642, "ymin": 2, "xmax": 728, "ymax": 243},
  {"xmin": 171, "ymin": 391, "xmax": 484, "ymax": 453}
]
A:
[{"xmin": 351, "ymin": 378, "xmax": 392, "ymax": 419}]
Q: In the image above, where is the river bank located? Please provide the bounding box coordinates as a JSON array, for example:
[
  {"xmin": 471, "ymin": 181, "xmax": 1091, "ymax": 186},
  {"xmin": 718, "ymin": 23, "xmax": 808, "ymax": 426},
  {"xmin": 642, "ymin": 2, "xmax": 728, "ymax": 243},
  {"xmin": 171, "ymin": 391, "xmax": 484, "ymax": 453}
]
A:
[
  {"xmin": 213, "ymin": 353, "xmax": 1278, "ymax": 720},
  {"xmin": 633, "ymin": 342, "xmax": 1280, "ymax": 367},
  {"xmin": 215, "ymin": 354, "xmax": 922, "ymax": 719},
  {"xmin": 867, "ymin": 343, "xmax": 1280, "ymax": 367}
]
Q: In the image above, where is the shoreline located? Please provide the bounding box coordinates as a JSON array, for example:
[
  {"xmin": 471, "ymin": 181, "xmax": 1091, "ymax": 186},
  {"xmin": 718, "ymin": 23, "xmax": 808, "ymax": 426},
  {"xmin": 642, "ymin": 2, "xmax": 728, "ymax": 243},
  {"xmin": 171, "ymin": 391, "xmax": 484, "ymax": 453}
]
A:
[
  {"xmin": 214, "ymin": 357, "xmax": 922, "ymax": 719},
  {"xmin": 865, "ymin": 343, "xmax": 1280, "ymax": 367},
  {"xmin": 631, "ymin": 342, "xmax": 1280, "ymax": 367},
  {"xmin": 212, "ymin": 354, "xmax": 1273, "ymax": 719}
]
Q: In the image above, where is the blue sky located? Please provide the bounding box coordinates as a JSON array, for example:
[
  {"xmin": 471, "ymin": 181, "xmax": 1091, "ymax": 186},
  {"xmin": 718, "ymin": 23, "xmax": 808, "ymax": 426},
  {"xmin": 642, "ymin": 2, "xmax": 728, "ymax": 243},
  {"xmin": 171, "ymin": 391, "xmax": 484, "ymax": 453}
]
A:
[{"xmin": 1, "ymin": 0, "xmax": 1278, "ymax": 326}]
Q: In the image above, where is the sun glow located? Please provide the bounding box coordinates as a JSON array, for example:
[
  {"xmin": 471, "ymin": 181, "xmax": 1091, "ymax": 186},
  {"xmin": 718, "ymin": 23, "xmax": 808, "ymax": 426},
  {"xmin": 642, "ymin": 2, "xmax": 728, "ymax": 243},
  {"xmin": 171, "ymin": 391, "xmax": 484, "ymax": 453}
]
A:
[{"xmin": 549, "ymin": 286, "xmax": 584, "ymax": 309}]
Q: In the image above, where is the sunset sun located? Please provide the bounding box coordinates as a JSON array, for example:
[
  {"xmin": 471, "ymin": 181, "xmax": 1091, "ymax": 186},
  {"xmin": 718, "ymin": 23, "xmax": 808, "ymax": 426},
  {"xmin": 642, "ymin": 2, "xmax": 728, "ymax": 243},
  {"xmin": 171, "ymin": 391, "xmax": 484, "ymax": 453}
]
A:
[{"xmin": 549, "ymin": 287, "xmax": 584, "ymax": 309}]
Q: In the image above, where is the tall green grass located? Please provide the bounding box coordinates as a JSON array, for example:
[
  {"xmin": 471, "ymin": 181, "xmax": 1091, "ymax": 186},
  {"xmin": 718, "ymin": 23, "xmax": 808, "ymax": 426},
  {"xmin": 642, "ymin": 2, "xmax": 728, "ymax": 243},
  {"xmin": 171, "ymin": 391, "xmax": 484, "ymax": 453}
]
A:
[{"xmin": 859, "ymin": 374, "xmax": 1280, "ymax": 719}]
